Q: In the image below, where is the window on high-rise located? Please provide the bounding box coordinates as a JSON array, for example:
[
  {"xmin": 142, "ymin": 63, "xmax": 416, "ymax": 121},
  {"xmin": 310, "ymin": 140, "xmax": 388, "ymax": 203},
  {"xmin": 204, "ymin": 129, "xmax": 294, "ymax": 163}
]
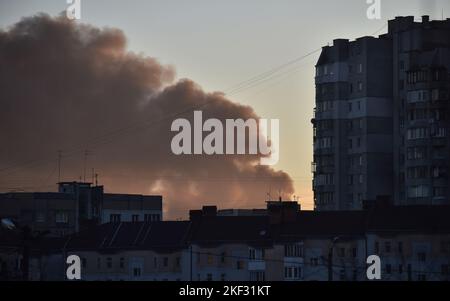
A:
[
  {"xmin": 358, "ymin": 63, "xmax": 363, "ymax": 73},
  {"xmin": 408, "ymin": 185, "xmax": 429, "ymax": 198}
]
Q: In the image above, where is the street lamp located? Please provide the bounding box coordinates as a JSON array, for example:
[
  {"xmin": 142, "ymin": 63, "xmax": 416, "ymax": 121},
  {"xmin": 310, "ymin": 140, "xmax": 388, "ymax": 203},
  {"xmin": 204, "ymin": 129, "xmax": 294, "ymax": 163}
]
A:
[
  {"xmin": 1, "ymin": 218, "xmax": 16, "ymax": 230},
  {"xmin": 328, "ymin": 236, "xmax": 340, "ymax": 281},
  {"xmin": 0, "ymin": 218, "xmax": 31, "ymax": 280}
]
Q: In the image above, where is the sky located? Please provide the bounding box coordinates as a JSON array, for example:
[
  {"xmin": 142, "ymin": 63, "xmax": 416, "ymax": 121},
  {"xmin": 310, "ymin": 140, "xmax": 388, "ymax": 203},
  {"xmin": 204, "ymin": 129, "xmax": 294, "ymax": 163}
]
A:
[{"xmin": 0, "ymin": 0, "xmax": 449, "ymax": 217}]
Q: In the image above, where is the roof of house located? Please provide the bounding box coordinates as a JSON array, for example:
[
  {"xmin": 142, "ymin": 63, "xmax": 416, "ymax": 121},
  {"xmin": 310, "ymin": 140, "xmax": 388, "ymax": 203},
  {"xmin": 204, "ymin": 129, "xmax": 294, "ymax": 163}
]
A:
[
  {"xmin": 65, "ymin": 221, "xmax": 190, "ymax": 253},
  {"xmin": 366, "ymin": 205, "xmax": 450, "ymax": 234},
  {"xmin": 188, "ymin": 215, "xmax": 272, "ymax": 247},
  {"xmin": 275, "ymin": 211, "xmax": 368, "ymax": 241}
]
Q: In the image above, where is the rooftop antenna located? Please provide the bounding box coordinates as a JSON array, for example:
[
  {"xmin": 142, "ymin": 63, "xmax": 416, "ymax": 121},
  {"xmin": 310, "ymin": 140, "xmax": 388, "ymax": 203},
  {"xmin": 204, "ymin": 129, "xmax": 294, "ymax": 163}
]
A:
[
  {"xmin": 83, "ymin": 150, "xmax": 91, "ymax": 182},
  {"xmin": 95, "ymin": 173, "xmax": 99, "ymax": 186},
  {"xmin": 57, "ymin": 150, "xmax": 62, "ymax": 183},
  {"xmin": 91, "ymin": 168, "xmax": 95, "ymax": 184}
]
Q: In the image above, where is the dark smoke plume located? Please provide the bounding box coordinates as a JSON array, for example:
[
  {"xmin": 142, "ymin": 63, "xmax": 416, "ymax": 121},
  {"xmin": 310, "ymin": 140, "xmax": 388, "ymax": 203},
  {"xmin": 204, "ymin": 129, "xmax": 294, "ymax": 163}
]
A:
[{"xmin": 0, "ymin": 14, "xmax": 294, "ymax": 218}]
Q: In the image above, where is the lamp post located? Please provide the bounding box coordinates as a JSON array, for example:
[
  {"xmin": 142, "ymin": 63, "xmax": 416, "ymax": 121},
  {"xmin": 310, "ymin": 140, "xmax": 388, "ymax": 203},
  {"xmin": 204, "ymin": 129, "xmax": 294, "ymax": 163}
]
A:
[{"xmin": 328, "ymin": 236, "xmax": 340, "ymax": 281}]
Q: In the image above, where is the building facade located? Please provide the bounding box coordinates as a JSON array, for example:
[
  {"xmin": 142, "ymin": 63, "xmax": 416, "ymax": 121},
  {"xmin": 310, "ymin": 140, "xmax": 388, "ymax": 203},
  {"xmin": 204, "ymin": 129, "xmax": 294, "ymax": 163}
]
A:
[
  {"xmin": 0, "ymin": 181, "xmax": 162, "ymax": 237},
  {"xmin": 9, "ymin": 201, "xmax": 448, "ymax": 281},
  {"xmin": 312, "ymin": 16, "xmax": 450, "ymax": 210}
]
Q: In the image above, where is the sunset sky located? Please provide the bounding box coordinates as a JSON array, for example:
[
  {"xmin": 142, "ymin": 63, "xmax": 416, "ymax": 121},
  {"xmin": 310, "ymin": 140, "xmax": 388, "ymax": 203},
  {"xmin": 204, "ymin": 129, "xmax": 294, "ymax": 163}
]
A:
[{"xmin": 1, "ymin": 0, "xmax": 449, "ymax": 218}]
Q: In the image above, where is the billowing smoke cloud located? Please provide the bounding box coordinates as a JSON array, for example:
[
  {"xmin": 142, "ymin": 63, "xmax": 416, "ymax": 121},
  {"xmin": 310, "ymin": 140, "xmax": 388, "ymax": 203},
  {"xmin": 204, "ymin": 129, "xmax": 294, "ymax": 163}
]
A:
[{"xmin": 0, "ymin": 14, "xmax": 294, "ymax": 218}]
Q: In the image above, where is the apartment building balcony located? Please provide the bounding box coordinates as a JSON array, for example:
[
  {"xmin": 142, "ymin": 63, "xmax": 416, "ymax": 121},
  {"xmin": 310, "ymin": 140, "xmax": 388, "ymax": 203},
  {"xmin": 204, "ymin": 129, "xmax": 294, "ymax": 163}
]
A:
[{"xmin": 247, "ymin": 260, "xmax": 266, "ymax": 271}]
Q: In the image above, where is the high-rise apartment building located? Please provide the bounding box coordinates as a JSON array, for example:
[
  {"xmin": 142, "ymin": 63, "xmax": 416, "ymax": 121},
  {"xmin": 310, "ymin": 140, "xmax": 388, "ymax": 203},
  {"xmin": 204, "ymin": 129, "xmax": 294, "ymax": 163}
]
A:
[{"xmin": 312, "ymin": 16, "xmax": 450, "ymax": 210}]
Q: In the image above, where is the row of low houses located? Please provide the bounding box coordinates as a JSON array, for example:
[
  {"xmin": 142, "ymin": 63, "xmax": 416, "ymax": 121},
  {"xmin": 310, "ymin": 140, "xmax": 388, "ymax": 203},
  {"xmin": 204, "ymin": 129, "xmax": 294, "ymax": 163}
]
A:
[{"xmin": 1, "ymin": 200, "xmax": 449, "ymax": 281}]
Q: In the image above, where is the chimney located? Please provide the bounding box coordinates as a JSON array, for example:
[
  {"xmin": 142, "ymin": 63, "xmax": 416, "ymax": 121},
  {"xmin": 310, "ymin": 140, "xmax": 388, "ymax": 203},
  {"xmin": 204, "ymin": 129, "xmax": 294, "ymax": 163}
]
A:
[
  {"xmin": 189, "ymin": 206, "xmax": 217, "ymax": 221},
  {"xmin": 202, "ymin": 206, "xmax": 217, "ymax": 217},
  {"xmin": 422, "ymin": 15, "xmax": 430, "ymax": 23},
  {"xmin": 267, "ymin": 201, "xmax": 300, "ymax": 225},
  {"xmin": 189, "ymin": 210, "xmax": 202, "ymax": 221}
]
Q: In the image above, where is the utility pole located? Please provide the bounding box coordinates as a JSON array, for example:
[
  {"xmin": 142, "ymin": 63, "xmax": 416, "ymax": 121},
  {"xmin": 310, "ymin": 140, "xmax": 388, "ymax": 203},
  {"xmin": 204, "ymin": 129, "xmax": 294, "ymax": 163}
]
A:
[
  {"xmin": 328, "ymin": 247, "xmax": 333, "ymax": 281},
  {"xmin": 328, "ymin": 236, "xmax": 340, "ymax": 281},
  {"xmin": 190, "ymin": 245, "xmax": 193, "ymax": 281}
]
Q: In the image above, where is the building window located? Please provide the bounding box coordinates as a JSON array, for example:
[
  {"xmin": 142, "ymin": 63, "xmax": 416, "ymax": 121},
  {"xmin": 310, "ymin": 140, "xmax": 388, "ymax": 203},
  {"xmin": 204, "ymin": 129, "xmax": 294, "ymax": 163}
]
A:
[
  {"xmin": 407, "ymin": 128, "xmax": 428, "ymax": 140},
  {"xmin": 284, "ymin": 266, "xmax": 301, "ymax": 280},
  {"xmin": 249, "ymin": 248, "xmax": 265, "ymax": 260},
  {"xmin": 357, "ymin": 81, "xmax": 363, "ymax": 91},
  {"xmin": 236, "ymin": 261, "xmax": 244, "ymax": 270},
  {"xmin": 417, "ymin": 274, "xmax": 426, "ymax": 281},
  {"xmin": 250, "ymin": 271, "xmax": 265, "ymax": 281},
  {"xmin": 358, "ymin": 63, "xmax": 363, "ymax": 73},
  {"xmin": 399, "ymin": 264, "xmax": 403, "ymax": 274},
  {"xmin": 338, "ymin": 248, "xmax": 345, "ymax": 257},
  {"xmin": 110, "ymin": 214, "xmax": 121, "ymax": 223},
  {"xmin": 176, "ymin": 257, "xmax": 181, "ymax": 268},
  {"xmin": 81, "ymin": 258, "xmax": 87, "ymax": 269},
  {"xmin": 206, "ymin": 273, "xmax": 213, "ymax": 281},
  {"xmin": 36, "ymin": 212, "xmax": 46, "ymax": 223},
  {"xmin": 339, "ymin": 269, "xmax": 345, "ymax": 281},
  {"xmin": 163, "ymin": 257, "xmax": 169, "ymax": 267},
  {"xmin": 408, "ymin": 185, "xmax": 429, "ymax": 198},
  {"xmin": 385, "ymin": 242, "xmax": 391, "ymax": 253},
  {"xmin": 119, "ymin": 257, "xmax": 125, "ymax": 269},
  {"xmin": 133, "ymin": 267, "xmax": 141, "ymax": 277},
  {"xmin": 106, "ymin": 257, "xmax": 112, "ymax": 269},
  {"xmin": 417, "ymin": 252, "xmax": 426, "ymax": 262},
  {"xmin": 398, "ymin": 242, "xmax": 403, "ymax": 254},
  {"xmin": 55, "ymin": 211, "xmax": 69, "ymax": 224},
  {"xmin": 132, "ymin": 215, "xmax": 139, "ymax": 222},
  {"xmin": 442, "ymin": 265, "xmax": 449, "ymax": 276},
  {"xmin": 310, "ymin": 258, "xmax": 319, "ymax": 266},
  {"xmin": 220, "ymin": 252, "xmax": 226, "ymax": 264},
  {"xmin": 352, "ymin": 247, "xmax": 357, "ymax": 258},
  {"xmin": 375, "ymin": 242, "xmax": 379, "ymax": 254},
  {"xmin": 385, "ymin": 264, "xmax": 392, "ymax": 274},
  {"xmin": 284, "ymin": 244, "xmax": 303, "ymax": 257},
  {"xmin": 207, "ymin": 253, "xmax": 214, "ymax": 265},
  {"xmin": 221, "ymin": 273, "xmax": 226, "ymax": 281}
]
